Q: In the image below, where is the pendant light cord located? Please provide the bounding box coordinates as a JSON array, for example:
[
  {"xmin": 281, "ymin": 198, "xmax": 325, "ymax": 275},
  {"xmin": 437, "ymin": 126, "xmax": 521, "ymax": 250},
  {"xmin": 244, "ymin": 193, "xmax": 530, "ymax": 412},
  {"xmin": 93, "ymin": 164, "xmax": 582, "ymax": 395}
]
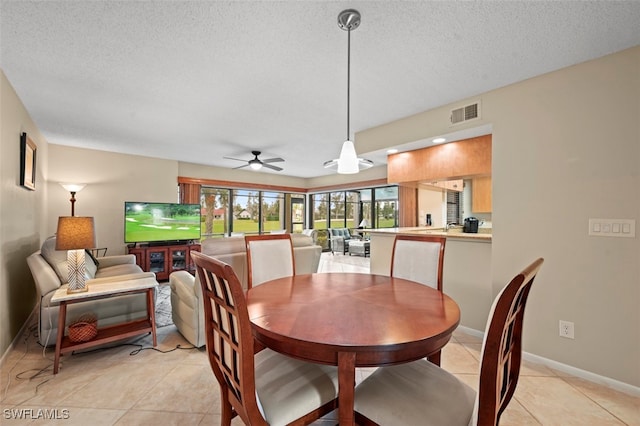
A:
[{"xmin": 347, "ymin": 27, "xmax": 351, "ymax": 142}]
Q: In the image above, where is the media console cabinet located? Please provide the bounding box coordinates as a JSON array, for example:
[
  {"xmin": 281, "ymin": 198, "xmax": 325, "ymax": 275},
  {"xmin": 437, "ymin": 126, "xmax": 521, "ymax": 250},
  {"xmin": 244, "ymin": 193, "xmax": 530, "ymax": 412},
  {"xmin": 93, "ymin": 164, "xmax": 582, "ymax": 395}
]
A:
[{"xmin": 128, "ymin": 242, "xmax": 201, "ymax": 281}]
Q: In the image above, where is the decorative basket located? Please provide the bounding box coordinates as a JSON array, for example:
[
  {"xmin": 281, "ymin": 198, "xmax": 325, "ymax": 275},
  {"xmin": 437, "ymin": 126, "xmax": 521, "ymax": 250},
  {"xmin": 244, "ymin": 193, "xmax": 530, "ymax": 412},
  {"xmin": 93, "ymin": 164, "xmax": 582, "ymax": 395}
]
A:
[{"xmin": 68, "ymin": 313, "xmax": 98, "ymax": 342}]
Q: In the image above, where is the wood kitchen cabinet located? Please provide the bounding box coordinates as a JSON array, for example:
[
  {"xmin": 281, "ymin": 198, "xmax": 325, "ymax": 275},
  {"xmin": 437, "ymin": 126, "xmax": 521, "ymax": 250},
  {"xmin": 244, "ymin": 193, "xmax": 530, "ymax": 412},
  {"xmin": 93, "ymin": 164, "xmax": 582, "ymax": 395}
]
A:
[
  {"xmin": 387, "ymin": 135, "xmax": 491, "ymax": 183},
  {"xmin": 472, "ymin": 177, "xmax": 492, "ymax": 212},
  {"xmin": 424, "ymin": 179, "xmax": 463, "ymax": 192}
]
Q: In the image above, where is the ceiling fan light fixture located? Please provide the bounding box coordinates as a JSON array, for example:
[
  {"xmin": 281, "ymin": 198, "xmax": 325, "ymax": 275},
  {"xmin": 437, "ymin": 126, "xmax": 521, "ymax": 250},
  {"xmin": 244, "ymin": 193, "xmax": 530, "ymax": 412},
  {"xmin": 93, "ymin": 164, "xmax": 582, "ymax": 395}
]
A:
[
  {"xmin": 337, "ymin": 140, "xmax": 359, "ymax": 174},
  {"xmin": 224, "ymin": 150, "xmax": 283, "ymax": 172}
]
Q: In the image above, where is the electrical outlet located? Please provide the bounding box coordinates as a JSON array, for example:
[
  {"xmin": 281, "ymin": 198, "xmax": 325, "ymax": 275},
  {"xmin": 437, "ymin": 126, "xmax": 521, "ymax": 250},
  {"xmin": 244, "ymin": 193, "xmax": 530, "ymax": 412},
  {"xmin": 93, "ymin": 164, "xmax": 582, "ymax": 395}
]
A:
[{"xmin": 559, "ymin": 320, "xmax": 574, "ymax": 339}]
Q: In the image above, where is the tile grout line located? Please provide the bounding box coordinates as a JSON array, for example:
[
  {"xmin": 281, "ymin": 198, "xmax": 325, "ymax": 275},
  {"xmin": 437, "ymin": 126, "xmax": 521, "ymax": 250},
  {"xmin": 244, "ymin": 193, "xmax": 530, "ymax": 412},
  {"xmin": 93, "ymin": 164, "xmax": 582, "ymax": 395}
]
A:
[{"xmin": 558, "ymin": 374, "xmax": 632, "ymax": 426}]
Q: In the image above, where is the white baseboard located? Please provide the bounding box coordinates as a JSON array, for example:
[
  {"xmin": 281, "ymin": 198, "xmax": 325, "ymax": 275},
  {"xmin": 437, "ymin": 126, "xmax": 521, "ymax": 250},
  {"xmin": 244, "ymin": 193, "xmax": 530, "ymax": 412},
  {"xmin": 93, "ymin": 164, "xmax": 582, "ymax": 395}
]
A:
[
  {"xmin": 457, "ymin": 325, "xmax": 484, "ymax": 339},
  {"xmin": 456, "ymin": 326, "xmax": 640, "ymax": 397},
  {"xmin": 0, "ymin": 306, "xmax": 38, "ymax": 368}
]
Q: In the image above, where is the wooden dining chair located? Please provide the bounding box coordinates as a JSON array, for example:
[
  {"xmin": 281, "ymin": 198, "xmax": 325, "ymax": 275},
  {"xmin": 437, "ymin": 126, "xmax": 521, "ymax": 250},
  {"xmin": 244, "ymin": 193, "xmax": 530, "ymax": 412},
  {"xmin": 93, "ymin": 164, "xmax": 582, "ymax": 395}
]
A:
[
  {"xmin": 191, "ymin": 251, "xmax": 339, "ymax": 426},
  {"xmin": 355, "ymin": 258, "xmax": 544, "ymax": 426},
  {"xmin": 391, "ymin": 234, "xmax": 447, "ymax": 364},
  {"xmin": 245, "ymin": 234, "xmax": 295, "ymax": 289},
  {"xmin": 390, "ymin": 234, "xmax": 446, "ymax": 291}
]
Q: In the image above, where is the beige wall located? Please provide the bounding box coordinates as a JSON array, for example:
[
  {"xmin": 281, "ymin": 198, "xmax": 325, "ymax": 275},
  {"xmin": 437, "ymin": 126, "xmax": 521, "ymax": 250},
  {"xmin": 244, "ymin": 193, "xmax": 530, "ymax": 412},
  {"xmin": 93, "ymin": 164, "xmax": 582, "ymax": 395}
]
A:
[
  {"xmin": 2, "ymin": 47, "xmax": 638, "ymax": 388},
  {"xmin": 418, "ymin": 186, "xmax": 445, "ymax": 227},
  {"xmin": 306, "ymin": 165, "xmax": 387, "ymax": 189},
  {"xmin": 47, "ymin": 146, "xmax": 179, "ymax": 255},
  {"xmin": 178, "ymin": 161, "xmax": 308, "ymax": 189},
  {"xmin": 0, "ymin": 71, "xmax": 49, "ymax": 353},
  {"xmin": 357, "ymin": 47, "xmax": 640, "ymax": 387}
]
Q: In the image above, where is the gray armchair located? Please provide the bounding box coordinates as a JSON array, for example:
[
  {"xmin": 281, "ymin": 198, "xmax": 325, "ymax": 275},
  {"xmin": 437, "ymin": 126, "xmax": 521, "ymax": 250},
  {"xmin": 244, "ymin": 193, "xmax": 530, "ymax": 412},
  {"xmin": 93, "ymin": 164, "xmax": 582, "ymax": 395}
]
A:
[{"xmin": 328, "ymin": 228, "xmax": 359, "ymax": 255}]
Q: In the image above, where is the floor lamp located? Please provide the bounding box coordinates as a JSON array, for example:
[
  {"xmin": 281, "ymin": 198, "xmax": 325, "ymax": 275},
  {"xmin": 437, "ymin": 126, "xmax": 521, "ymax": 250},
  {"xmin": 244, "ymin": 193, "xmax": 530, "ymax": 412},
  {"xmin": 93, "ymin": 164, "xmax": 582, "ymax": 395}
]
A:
[
  {"xmin": 60, "ymin": 183, "xmax": 86, "ymax": 216},
  {"xmin": 56, "ymin": 216, "xmax": 96, "ymax": 293}
]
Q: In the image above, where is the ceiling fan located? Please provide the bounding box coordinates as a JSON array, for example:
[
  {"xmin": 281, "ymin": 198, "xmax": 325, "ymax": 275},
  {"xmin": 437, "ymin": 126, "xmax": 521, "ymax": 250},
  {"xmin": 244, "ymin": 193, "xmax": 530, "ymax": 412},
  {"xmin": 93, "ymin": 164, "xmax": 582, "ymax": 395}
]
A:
[{"xmin": 223, "ymin": 150, "xmax": 284, "ymax": 172}]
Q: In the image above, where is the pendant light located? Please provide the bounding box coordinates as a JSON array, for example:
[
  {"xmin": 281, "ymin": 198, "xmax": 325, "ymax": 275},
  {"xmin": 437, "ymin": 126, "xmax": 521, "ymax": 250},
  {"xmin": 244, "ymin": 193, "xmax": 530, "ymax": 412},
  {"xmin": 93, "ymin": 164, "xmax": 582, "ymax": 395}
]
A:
[{"xmin": 325, "ymin": 9, "xmax": 373, "ymax": 174}]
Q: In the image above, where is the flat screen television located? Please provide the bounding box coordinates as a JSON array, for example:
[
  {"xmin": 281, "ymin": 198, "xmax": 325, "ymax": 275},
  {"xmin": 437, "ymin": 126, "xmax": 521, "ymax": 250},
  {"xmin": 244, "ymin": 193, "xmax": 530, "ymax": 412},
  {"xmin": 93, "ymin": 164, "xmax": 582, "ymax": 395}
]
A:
[{"xmin": 124, "ymin": 202, "xmax": 201, "ymax": 244}]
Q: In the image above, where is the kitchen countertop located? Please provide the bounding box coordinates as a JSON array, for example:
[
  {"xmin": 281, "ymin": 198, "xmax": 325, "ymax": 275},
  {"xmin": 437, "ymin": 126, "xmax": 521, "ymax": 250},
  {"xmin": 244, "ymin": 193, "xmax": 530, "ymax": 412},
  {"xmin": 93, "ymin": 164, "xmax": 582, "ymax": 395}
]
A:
[{"xmin": 366, "ymin": 227, "xmax": 492, "ymax": 242}]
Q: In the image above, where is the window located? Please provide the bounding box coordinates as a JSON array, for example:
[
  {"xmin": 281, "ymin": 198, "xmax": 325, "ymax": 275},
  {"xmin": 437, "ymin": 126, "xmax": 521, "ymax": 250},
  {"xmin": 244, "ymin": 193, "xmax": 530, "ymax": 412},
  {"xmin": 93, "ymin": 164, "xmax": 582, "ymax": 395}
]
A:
[
  {"xmin": 261, "ymin": 192, "xmax": 285, "ymax": 233},
  {"xmin": 374, "ymin": 186, "xmax": 398, "ymax": 228},
  {"xmin": 345, "ymin": 191, "xmax": 359, "ymax": 229},
  {"xmin": 446, "ymin": 190, "xmax": 462, "ymax": 225},
  {"xmin": 309, "ymin": 185, "xmax": 398, "ymax": 230},
  {"xmin": 291, "ymin": 195, "xmax": 305, "ymax": 233},
  {"xmin": 359, "ymin": 189, "xmax": 372, "ymax": 228},
  {"xmin": 329, "ymin": 192, "xmax": 345, "ymax": 228},
  {"xmin": 233, "ymin": 190, "xmax": 260, "ymax": 235},
  {"xmin": 201, "ymin": 186, "xmax": 304, "ymax": 237},
  {"xmin": 201, "ymin": 187, "xmax": 230, "ymax": 238},
  {"xmin": 313, "ymin": 193, "xmax": 329, "ymax": 230}
]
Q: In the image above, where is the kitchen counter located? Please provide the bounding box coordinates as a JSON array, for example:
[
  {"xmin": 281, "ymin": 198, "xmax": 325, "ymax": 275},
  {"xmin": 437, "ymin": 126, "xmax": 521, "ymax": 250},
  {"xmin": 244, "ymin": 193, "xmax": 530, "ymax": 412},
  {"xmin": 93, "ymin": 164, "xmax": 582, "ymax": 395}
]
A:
[
  {"xmin": 367, "ymin": 227, "xmax": 493, "ymax": 331},
  {"xmin": 367, "ymin": 227, "xmax": 492, "ymax": 242}
]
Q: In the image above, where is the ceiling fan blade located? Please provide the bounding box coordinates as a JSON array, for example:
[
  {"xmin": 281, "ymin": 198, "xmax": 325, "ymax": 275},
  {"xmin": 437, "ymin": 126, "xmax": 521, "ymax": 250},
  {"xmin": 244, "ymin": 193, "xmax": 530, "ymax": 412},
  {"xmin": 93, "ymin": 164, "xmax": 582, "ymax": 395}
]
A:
[
  {"xmin": 262, "ymin": 157, "xmax": 284, "ymax": 163},
  {"xmin": 233, "ymin": 164, "xmax": 249, "ymax": 170},
  {"xmin": 262, "ymin": 163, "xmax": 283, "ymax": 172},
  {"xmin": 223, "ymin": 156, "xmax": 249, "ymax": 162}
]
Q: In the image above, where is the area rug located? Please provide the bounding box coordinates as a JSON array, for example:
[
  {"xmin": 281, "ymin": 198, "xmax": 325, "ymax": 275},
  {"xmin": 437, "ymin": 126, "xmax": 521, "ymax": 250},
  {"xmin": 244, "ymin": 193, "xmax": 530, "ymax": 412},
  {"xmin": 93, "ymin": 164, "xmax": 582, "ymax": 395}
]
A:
[{"xmin": 155, "ymin": 284, "xmax": 173, "ymax": 328}]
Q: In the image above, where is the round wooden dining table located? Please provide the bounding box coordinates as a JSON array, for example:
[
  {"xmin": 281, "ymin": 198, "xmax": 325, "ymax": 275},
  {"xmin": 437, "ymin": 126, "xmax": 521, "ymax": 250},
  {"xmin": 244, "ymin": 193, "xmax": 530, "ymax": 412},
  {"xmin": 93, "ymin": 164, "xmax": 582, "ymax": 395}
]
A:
[{"xmin": 246, "ymin": 272, "xmax": 461, "ymax": 426}]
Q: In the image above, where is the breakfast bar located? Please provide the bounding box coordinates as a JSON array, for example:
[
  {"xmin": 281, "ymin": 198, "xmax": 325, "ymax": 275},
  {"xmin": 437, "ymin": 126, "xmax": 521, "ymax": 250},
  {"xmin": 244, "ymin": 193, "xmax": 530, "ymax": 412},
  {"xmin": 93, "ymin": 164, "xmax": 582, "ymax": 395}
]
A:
[{"xmin": 368, "ymin": 227, "xmax": 493, "ymax": 332}]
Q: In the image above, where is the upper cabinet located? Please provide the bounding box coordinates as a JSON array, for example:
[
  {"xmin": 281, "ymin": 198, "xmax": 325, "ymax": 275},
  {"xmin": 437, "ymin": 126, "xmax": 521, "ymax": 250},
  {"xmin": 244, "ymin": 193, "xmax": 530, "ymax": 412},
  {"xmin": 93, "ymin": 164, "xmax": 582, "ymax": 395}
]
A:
[
  {"xmin": 472, "ymin": 176, "xmax": 492, "ymax": 212},
  {"xmin": 387, "ymin": 135, "xmax": 492, "ymax": 183},
  {"xmin": 422, "ymin": 179, "xmax": 464, "ymax": 192}
]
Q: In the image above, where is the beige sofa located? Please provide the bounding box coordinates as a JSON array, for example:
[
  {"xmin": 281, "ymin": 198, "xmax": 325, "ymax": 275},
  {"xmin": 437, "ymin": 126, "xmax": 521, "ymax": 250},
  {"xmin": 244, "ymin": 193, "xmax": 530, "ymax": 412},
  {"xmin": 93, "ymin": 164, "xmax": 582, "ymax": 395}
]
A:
[
  {"xmin": 27, "ymin": 236, "xmax": 158, "ymax": 346},
  {"xmin": 170, "ymin": 234, "xmax": 322, "ymax": 347}
]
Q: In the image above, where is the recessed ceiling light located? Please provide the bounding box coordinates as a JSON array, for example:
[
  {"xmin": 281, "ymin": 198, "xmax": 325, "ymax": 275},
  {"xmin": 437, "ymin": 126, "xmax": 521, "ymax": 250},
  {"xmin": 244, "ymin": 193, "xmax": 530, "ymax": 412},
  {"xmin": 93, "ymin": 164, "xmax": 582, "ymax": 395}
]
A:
[
  {"xmin": 387, "ymin": 148, "xmax": 398, "ymax": 154},
  {"xmin": 433, "ymin": 137, "xmax": 446, "ymax": 144}
]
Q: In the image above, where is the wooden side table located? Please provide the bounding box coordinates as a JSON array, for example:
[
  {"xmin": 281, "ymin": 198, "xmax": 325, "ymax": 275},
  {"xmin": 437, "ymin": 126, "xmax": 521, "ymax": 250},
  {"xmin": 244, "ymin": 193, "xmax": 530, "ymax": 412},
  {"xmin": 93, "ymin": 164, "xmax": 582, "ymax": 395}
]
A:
[{"xmin": 51, "ymin": 278, "xmax": 158, "ymax": 374}]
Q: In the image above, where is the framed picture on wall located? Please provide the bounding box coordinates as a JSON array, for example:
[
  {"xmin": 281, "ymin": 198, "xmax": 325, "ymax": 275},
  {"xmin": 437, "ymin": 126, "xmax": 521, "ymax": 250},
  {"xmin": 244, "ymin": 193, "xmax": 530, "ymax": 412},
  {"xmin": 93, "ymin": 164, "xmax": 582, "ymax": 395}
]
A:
[{"xmin": 20, "ymin": 132, "xmax": 36, "ymax": 190}]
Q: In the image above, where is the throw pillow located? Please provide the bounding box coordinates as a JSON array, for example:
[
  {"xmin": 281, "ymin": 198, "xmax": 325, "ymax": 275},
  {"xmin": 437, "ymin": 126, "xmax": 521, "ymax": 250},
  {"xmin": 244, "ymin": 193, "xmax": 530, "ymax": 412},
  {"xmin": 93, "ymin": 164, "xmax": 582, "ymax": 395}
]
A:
[
  {"xmin": 84, "ymin": 253, "xmax": 98, "ymax": 279},
  {"xmin": 40, "ymin": 236, "xmax": 68, "ymax": 283},
  {"xmin": 85, "ymin": 249, "xmax": 100, "ymax": 267},
  {"xmin": 41, "ymin": 236, "xmax": 98, "ymax": 282}
]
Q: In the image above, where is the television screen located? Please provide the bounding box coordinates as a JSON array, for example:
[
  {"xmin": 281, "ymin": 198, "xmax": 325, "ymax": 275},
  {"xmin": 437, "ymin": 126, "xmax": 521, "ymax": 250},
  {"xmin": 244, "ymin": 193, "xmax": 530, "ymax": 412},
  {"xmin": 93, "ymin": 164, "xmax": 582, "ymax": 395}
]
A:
[{"xmin": 124, "ymin": 202, "xmax": 201, "ymax": 243}]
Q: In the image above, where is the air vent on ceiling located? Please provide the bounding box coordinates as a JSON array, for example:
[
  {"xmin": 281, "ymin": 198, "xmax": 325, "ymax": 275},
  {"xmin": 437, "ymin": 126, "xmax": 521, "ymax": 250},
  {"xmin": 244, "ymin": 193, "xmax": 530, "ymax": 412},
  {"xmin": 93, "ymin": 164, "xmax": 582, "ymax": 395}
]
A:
[{"xmin": 450, "ymin": 101, "xmax": 481, "ymax": 125}]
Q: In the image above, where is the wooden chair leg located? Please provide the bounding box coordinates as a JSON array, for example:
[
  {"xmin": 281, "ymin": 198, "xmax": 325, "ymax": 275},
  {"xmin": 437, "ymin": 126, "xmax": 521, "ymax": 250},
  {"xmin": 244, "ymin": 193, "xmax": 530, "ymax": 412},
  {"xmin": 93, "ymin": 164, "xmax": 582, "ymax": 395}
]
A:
[
  {"xmin": 220, "ymin": 393, "xmax": 234, "ymax": 426},
  {"xmin": 428, "ymin": 349, "xmax": 441, "ymax": 366}
]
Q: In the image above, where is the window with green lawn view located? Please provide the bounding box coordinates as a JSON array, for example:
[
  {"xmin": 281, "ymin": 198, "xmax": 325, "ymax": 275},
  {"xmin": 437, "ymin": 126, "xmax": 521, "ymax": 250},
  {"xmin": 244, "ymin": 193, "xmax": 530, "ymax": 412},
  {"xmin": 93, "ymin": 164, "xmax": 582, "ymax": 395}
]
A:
[
  {"xmin": 200, "ymin": 187, "xmax": 302, "ymax": 238},
  {"xmin": 199, "ymin": 185, "xmax": 398, "ymax": 239},
  {"xmin": 310, "ymin": 185, "xmax": 398, "ymax": 230}
]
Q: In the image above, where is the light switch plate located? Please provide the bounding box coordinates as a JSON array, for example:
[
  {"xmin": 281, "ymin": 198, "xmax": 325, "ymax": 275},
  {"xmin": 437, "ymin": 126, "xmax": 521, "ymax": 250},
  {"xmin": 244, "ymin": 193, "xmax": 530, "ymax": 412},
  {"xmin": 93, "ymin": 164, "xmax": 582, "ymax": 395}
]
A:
[{"xmin": 589, "ymin": 219, "xmax": 635, "ymax": 238}]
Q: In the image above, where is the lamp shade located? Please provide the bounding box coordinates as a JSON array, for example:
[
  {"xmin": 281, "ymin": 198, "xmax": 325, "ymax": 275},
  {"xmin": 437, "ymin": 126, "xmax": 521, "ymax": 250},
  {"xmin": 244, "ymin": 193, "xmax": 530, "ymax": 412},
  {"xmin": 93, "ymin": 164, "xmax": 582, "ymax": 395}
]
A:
[
  {"xmin": 60, "ymin": 183, "xmax": 86, "ymax": 193},
  {"xmin": 337, "ymin": 140, "xmax": 359, "ymax": 174},
  {"xmin": 55, "ymin": 216, "xmax": 96, "ymax": 250},
  {"xmin": 359, "ymin": 219, "xmax": 369, "ymax": 228}
]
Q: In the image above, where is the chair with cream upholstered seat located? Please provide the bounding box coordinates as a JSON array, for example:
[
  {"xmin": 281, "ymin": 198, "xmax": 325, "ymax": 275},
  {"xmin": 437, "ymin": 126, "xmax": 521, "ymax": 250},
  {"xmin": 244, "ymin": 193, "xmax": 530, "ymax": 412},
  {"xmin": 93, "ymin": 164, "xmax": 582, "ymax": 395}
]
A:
[
  {"xmin": 391, "ymin": 234, "xmax": 447, "ymax": 364},
  {"xmin": 354, "ymin": 258, "xmax": 544, "ymax": 426},
  {"xmin": 391, "ymin": 234, "xmax": 446, "ymax": 291},
  {"xmin": 245, "ymin": 234, "xmax": 295, "ymax": 289},
  {"xmin": 191, "ymin": 251, "xmax": 339, "ymax": 426}
]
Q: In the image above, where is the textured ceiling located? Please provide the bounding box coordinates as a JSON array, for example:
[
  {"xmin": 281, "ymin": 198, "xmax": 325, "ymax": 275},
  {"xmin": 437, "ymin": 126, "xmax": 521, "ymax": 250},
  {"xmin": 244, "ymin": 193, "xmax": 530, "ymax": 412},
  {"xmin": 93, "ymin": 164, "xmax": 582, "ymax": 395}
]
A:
[{"xmin": 2, "ymin": 1, "xmax": 639, "ymax": 178}]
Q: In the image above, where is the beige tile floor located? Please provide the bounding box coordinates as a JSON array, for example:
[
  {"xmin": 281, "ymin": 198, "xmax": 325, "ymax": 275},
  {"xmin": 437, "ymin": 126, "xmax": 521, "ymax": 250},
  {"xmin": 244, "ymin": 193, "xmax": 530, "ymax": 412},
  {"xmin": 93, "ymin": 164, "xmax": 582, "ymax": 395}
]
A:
[{"xmin": 1, "ymin": 253, "xmax": 638, "ymax": 425}]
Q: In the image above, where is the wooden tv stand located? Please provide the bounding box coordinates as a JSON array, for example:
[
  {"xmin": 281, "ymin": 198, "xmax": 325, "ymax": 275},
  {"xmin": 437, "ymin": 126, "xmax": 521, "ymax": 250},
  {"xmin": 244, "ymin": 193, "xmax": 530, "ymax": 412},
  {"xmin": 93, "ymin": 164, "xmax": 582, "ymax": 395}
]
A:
[{"xmin": 128, "ymin": 242, "xmax": 201, "ymax": 281}]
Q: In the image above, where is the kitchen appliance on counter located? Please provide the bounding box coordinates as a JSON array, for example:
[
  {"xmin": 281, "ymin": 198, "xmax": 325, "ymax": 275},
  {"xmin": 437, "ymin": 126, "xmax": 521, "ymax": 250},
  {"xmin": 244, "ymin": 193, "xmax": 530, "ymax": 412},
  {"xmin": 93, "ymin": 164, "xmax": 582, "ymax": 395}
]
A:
[{"xmin": 463, "ymin": 217, "xmax": 479, "ymax": 233}]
